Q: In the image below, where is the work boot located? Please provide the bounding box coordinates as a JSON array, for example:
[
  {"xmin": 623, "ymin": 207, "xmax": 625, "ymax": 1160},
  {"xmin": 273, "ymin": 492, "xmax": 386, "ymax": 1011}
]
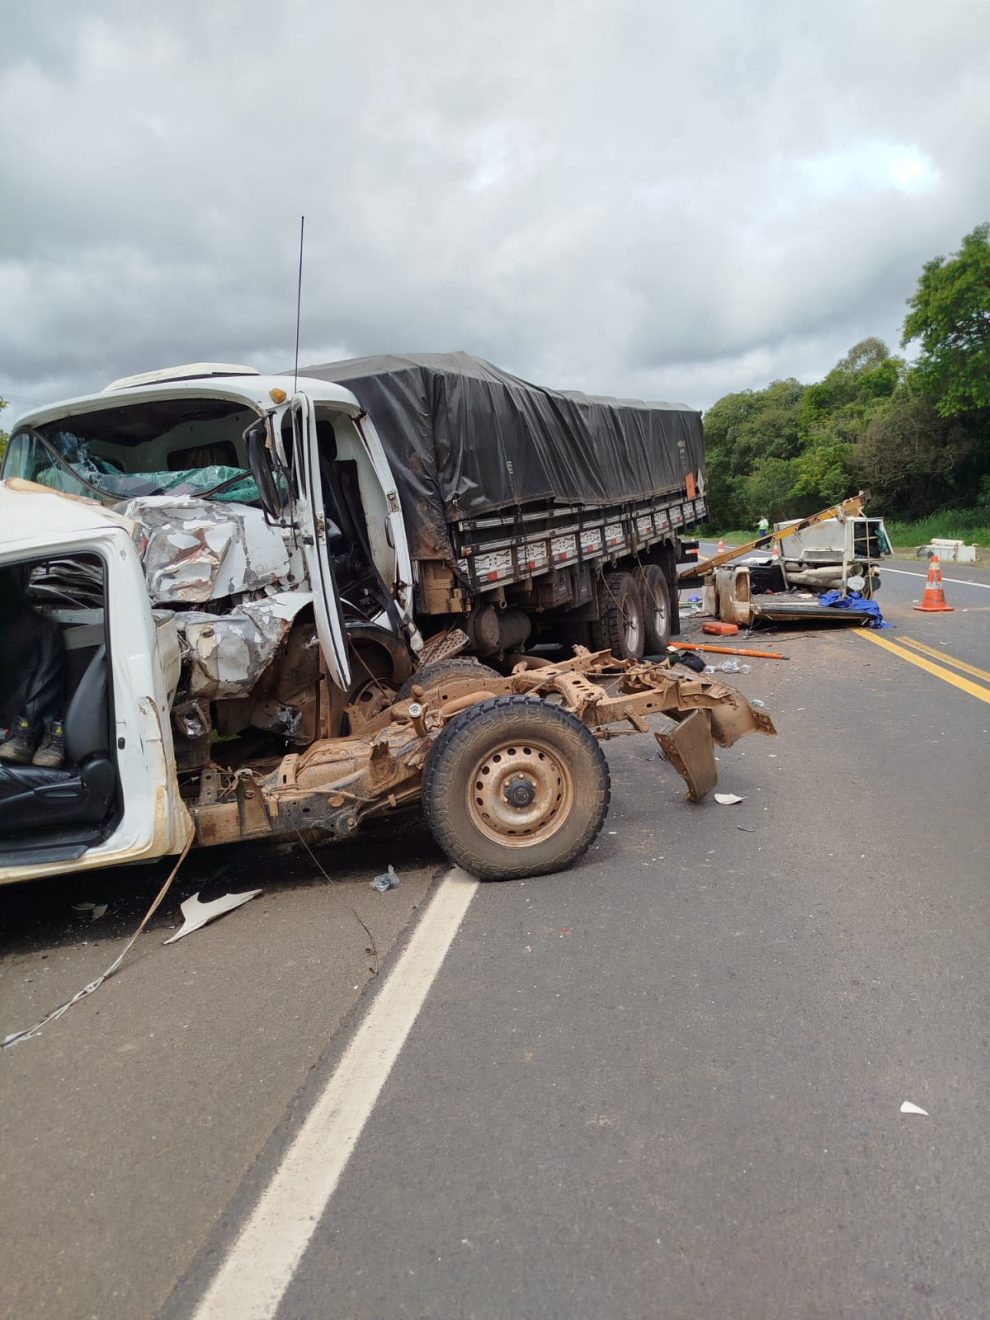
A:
[
  {"xmin": 33, "ymin": 718, "xmax": 66, "ymax": 769},
  {"xmin": 0, "ymin": 717, "xmax": 40, "ymax": 764}
]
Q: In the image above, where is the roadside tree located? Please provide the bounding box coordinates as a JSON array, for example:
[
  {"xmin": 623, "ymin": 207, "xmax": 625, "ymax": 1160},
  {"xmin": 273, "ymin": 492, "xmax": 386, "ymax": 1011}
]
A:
[{"xmin": 902, "ymin": 223, "xmax": 990, "ymax": 417}]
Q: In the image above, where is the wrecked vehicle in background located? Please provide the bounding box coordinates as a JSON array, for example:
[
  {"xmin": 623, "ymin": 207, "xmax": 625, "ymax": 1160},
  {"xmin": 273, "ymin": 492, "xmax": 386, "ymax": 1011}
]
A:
[{"xmin": 0, "ymin": 362, "xmax": 774, "ymax": 885}]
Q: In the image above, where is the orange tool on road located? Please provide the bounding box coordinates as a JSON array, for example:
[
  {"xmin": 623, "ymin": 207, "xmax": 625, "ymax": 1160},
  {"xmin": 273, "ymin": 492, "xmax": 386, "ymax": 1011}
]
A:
[{"xmin": 668, "ymin": 642, "xmax": 788, "ymax": 660}]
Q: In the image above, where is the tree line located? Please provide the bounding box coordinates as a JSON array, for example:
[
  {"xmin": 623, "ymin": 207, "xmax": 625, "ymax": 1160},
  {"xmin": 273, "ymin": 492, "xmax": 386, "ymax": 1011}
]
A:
[{"xmin": 703, "ymin": 224, "xmax": 990, "ymax": 528}]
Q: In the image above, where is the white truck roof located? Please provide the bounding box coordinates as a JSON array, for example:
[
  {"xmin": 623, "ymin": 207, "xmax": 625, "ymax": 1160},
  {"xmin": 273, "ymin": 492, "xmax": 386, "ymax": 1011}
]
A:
[{"xmin": 10, "ymin": 370, "xmax": 364, "ymax": 431}]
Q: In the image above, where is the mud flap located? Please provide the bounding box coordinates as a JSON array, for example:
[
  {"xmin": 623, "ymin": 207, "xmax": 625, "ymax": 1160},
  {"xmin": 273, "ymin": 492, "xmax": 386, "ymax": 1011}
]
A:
[
  {"xmin": 655, "ymin": 709, "xmax": 718, "ymax": 802},
  {"xmin": 707, "ymin": 698, "xmax": 776, "ymax": 748}
]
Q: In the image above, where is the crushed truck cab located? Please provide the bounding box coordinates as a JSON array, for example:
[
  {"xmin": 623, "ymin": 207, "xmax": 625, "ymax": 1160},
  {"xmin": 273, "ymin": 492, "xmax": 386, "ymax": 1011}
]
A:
[{"xmin": 0, "ymin": 364, "xmax": 775, "ymax": 885}]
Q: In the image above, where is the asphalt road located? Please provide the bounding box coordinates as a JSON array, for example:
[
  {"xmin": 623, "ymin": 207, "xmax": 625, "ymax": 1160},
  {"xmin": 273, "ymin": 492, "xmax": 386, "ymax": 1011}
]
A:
[{"xmin": 2, "ymin": 559, "xmax": 989, "ymax": 1319}]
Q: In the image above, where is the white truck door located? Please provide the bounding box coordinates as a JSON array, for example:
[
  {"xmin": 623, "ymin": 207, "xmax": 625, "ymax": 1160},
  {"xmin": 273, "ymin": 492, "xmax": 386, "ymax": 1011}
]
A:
[{"xmin": 291, "ymin": 394, "xmax": 352, "ymax": 690}]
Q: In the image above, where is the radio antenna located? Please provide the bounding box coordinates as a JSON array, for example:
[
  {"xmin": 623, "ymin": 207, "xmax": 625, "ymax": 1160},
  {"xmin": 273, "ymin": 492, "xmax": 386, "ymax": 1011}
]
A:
[{"xmin": 293, "ymin": 215, "xmax": 305, "ymax": 392}]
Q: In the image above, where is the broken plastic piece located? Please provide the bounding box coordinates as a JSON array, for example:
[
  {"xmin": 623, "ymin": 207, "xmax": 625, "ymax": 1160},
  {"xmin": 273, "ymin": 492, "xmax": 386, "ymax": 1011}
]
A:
[
  {"xmin": 716, "ymin": 660, "xmax": 751, "ymax": 674},
  {"xmin": 899, "ymin": 1101, "xmax": 929, "ymax": 1116},
  {"xmin": 370, "ymin": 865, "xmax": 399, "ymax": 893},
  {"xmin": 71, "ymin": 901, "xmax": 108, "ymax": 921},
  {"xmin": 714, "ymin": 792, "xmax": 744, "ymax": 805},
  {"xmin": 163, "ymin": 889, "xmax": 261, "ymax": 944}
]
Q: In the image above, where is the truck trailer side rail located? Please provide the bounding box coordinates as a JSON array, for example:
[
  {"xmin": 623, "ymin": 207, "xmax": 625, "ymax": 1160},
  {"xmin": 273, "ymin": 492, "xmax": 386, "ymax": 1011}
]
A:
[{"xmin": 451, "ymin": 489, "xmax": 707, "ymax": 593}]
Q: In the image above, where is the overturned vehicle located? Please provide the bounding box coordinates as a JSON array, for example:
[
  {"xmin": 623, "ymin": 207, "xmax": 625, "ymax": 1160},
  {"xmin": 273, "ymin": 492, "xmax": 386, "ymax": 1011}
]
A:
[{"xmin": 0, "ymin": 365, "xmax": 775, "ymax": 884}]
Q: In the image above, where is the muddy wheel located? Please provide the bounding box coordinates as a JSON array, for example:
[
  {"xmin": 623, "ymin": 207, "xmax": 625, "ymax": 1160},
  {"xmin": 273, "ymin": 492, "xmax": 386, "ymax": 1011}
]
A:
[
  {"xmin": 396, "ymin": 657, "xmax": 501, "ymax": 703},
  {"xmin": 421, "ymin": 695, "xmax": 611, "ymax": 881},
  {"xmin": 591, "ymin": 570, "xmax": 645, "ymax": 659},
  {"xmin": 641, "ymin": 564, "xmax": 672, "ymax": 651}
]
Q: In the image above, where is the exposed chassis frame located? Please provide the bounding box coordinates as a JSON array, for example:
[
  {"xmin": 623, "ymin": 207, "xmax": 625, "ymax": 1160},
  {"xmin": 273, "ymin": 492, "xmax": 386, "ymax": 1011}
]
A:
[{"xmin": 192, "ymin": 651, "xmax": 775, "ymax": 848}]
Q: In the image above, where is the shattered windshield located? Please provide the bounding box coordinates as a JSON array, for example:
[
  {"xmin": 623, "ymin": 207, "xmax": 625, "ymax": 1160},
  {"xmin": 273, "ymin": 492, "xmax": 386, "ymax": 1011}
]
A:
[{"xmin": 3, "ymin": 397, "xmax": 264, "ymax": 506}]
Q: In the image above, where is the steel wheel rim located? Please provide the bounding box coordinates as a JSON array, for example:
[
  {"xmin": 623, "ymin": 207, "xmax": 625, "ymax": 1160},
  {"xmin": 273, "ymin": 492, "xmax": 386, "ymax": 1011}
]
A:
[
  {"xmin": 648, "ymin": 582, "xmax": 667, "ymax": 637},
  {"xmin": 347, "ymin": 678, "xmax": 396, "ymax": 725},
  {"xmin": 622, "ymin": 594, "xmax": 643, "ymax": 653},
  {"xmin": 467, "ymin": 739, "xmax": 575, "ymax": 847}
]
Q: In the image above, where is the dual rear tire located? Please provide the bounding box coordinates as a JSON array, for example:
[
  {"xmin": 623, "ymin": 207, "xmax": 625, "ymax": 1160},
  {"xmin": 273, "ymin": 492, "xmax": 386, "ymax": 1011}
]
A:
[{"xmin": 590, "ymin": 566, "xmax": 672, "ymax": 659}]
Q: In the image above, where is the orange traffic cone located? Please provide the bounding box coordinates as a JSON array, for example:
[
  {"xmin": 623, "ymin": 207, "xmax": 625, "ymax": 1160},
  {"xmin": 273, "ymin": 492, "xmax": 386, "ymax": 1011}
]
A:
[
  {"xmin": 914, "ymin": 554, "xmax": 954, "ymax": 612},
  {"xmin": 771, "ymin": 540, "xmax": 780, "ymax": 561},
  {"xmin": 717, "ymin": 538, "xmax": 725, "ymax": 554}
]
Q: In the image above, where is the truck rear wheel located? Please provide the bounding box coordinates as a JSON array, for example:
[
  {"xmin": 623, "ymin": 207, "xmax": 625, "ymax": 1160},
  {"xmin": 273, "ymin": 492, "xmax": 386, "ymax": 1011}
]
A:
[
  {"xmin": 591, "ymin": 570, "xmax": 645, "ymax": 659},
  {"xmin": 421, "ymin": 695, "xmax": 611, "ymax": 881},
  {"xmin": 641, "ymin": 564, "xmax": 672, "ymax": 651}
]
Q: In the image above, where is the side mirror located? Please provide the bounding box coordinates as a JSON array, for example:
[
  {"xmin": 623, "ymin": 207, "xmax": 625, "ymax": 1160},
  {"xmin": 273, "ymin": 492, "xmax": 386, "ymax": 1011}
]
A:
[{"xmin": 244, "ymin": 419, "xmax": 284, "ymax": 520}]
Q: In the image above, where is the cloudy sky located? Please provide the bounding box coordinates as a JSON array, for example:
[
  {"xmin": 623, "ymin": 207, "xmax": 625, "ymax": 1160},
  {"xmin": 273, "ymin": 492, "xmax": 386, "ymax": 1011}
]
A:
[{"xmin": 2, "ymin": 0, "xmax": 987, "ymax": 422}]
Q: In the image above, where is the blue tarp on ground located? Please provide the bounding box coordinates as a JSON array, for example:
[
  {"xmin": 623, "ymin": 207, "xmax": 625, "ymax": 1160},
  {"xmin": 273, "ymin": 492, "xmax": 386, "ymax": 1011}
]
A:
[{"xmin": 818, "ymin": 590, "xmax": 888, "ymax": 627}]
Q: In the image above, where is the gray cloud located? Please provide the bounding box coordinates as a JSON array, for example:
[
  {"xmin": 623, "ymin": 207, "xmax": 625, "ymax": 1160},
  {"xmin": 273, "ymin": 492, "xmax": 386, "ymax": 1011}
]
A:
[{"xmin": 1, "ymin": 0, "xmax": 987, "ymax": 421}]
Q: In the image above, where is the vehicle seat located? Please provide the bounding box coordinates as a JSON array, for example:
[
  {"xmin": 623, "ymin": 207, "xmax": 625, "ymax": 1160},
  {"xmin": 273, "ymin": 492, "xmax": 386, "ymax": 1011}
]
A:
[{"xmin": 0, "ymin": 645, "xmax": 116, "ymax": 834}]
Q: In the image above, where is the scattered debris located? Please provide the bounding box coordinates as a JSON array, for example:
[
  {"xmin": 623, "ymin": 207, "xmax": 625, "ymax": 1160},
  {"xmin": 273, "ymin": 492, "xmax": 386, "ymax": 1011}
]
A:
[
  {"xmin": 163, "ymin": 889, "xmax": 262, "ymax": 944},
  {"xmin": 900, "ymin": 1101, "xmax": 929, "ymax": 1116},
  {"xmin": 71, "ymin": 902, "xmax": 108, "ymax": 922},
  {"xmin": 714, "ymin": 793, "xmax": 744, "ymax": 805},
  {"xmin": 370, "ymin": 865, "xmax": 400, "ymax": 893}
]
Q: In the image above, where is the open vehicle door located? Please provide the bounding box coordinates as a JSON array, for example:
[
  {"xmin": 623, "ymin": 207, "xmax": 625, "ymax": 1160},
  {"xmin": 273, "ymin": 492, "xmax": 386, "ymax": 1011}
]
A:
[{"xmin": 290, "ymin": 394, "xmax": 352, "ymax": 690}]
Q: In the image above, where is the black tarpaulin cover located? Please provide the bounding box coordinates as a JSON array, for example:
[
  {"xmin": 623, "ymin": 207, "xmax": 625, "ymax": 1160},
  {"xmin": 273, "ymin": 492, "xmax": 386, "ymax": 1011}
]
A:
[{"xmin": 299, "ymin": 353, "xmax": 704, "ymax": 562}]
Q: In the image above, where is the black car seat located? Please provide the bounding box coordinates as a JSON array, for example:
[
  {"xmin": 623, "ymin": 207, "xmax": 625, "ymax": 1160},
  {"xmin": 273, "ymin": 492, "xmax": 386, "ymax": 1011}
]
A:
[{"xmin": 0, "ymin": 645, "xmax": 116, "ymax": 834}]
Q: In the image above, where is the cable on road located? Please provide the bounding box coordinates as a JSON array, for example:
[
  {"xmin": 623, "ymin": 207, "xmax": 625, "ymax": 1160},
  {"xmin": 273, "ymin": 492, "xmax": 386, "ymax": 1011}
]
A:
[
  {"xmin": 292, "ymin": 827, "xmax": 381, "ymax": 974},
  {"xmin": 1, "ymin": 835, "xmax": 194, "ymax": 1050}
]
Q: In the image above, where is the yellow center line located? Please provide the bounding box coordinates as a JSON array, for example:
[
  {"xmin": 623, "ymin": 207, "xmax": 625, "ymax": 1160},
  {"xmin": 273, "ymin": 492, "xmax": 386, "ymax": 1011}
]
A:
[
  {"xmin": 894, "ymin": 634, "xmax": 990, "ymax": 685},
  {"xmin": 854, "ymin": 631, "xmax": 990, "ymax": 704}
]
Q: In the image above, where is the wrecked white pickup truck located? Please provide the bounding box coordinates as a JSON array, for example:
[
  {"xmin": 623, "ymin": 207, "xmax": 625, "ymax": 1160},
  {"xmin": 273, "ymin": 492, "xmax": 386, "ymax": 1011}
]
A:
[{"xmin": 0, "ymin": 363, "xmax": 774, "ymax": 884}]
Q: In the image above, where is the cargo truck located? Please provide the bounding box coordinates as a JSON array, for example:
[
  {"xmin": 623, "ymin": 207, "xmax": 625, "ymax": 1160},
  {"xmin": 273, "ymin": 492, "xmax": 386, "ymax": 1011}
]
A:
[{"xmin": 0, "ymin": 356, "xmax": 770, "ymax": 885}]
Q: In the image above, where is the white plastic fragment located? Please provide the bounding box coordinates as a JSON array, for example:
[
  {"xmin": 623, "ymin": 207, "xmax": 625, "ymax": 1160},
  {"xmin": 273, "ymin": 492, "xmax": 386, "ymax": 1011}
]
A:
[
  {"xmin": 163, "ymin": 889, "xmax": 262, "ymax": 944},
  {"xmin": 71, "ymin": 902, "xmax": 108, "ymax": 921},
  {"xmin": 714, "ymin": 793, "xmax": 744, "ymax": 805},
  {"xmin": 899, "ymin": 1101, "xmax": 929, "ymax": 1116}
]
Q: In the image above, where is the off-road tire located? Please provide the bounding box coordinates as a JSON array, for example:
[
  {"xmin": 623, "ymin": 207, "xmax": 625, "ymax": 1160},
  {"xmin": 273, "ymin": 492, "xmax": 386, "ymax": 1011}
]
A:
[
  {"xmin": 641, "ymin": 564, "xmax": 672, "ymax": 651},
  {"xmin": 396, "ymin": 657, "xmax": 502, "ymax": 703},
  {"xmin": 421, "ymin": 695, "xmax": 611, "ymax": 881},
  {"xmin": 590, "ymin": 570, "xmax": 645, "ymax": 659}
]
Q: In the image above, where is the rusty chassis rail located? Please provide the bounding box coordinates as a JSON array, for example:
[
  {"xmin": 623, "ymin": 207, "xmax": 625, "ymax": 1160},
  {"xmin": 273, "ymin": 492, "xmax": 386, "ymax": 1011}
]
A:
[{"xmin": 192, "ymin": 649, "xmax": 776, "ymax": 846}]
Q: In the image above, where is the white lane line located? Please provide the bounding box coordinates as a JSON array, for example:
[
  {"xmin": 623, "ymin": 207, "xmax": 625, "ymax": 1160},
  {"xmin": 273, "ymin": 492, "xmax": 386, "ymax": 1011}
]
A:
[
  {"xmin": 881, "ymin": 566, "xmax": 990, "ymax": 590},
  {"xmin": 192, "ymin": 867, "xmax": 480, "ymax": 1320}
]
